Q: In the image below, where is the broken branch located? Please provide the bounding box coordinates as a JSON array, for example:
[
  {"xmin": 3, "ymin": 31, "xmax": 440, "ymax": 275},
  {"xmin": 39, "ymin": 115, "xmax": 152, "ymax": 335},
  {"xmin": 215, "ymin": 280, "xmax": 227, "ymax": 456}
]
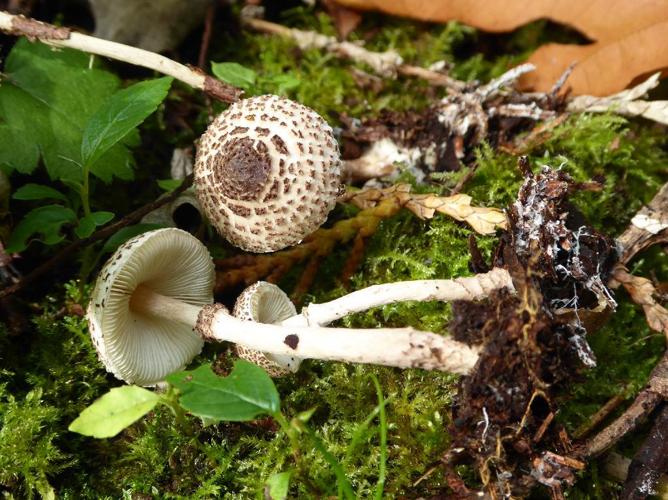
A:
[
  {"xmin": 243, "ymin": 16, "xmax": 465, "ymax": 92},
  {"xmin": 0, "ymin": 176, "xmax": 194, "ymax": 300},
  {"xmin": 616, "ymin": 182, "xmax": 668, "ymax": 264},
  {"xmin": 0, "ymin": 11, "xmax": 242, "ymax": 103},
  {"xmin": 585, "ymin": 350, "xmax": 668, "ymax": 458}
]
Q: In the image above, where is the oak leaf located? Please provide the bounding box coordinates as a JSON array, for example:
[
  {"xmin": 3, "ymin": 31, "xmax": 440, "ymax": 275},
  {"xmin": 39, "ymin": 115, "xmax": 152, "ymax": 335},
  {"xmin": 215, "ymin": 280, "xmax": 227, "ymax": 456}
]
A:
[{"xmin": 334, "ymin": 0, "xmax": 668, "ymax": 96}]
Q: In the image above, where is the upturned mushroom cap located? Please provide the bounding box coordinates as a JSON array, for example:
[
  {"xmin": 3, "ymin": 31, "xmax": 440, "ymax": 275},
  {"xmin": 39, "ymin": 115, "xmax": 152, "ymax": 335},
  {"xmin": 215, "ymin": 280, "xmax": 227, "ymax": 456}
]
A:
[
  {"xmin": 194, "ymin": 94, "xmax": 342, "ymax": 253},
  {"xmin": 87, "ymin": 228, "xmax": 215, "ymax": 386},
  {"xmin": 233, "ymin": 281, "xmax": 301, "ymax": 376}
]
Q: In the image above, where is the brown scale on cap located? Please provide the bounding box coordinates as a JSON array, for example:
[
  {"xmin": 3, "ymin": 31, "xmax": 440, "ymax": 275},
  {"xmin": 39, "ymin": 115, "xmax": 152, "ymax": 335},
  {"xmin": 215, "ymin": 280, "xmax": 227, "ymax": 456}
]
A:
[{"xmin": 194, "ymin": 95, "xmax": 342, "ymax": 253}]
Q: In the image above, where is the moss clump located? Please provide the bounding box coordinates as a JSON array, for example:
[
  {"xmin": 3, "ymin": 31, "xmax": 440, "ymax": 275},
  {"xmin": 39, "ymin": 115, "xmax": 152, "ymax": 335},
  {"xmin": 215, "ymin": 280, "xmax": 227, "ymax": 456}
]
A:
[
  {"xmin": 0, "ymin": 387, "xmax": 70, "ymax": 499},
  {"xmin": 1, "ymin": 7, "xmax": 667, "ymax": 499}
]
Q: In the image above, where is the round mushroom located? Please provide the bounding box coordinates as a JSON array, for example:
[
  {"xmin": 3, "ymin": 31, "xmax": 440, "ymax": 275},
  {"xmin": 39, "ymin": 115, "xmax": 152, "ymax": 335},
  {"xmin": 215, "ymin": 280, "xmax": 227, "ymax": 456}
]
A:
[
  {"xmin": 194, "ymin": 94, "xmax": 341, "ymax": 253},
  {"xmin": 88, "ymin": 229, "xmax": 480, "ymax": 385},
  {"xmin": 87, "ymin": 228, "xmax": 215, "ymax": 386}
]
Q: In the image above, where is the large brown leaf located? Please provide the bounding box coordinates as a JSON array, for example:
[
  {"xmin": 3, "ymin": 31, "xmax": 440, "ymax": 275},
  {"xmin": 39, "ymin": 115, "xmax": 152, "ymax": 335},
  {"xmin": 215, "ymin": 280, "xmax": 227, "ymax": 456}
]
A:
[{"xmin": 334, "ymin": 0, "xmax": 668, "ymax": 95}]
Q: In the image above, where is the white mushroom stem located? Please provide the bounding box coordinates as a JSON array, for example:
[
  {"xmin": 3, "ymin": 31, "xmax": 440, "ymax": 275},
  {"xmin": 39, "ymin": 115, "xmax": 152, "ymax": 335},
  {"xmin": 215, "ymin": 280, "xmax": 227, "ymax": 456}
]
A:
[
  {"xmin": 199, "ymin": 304, "xmax": 480, "ymax": 375},
  {"xmin": 281, "ymin": 267, "xmax": 513, "ymax": 327},
  {"xmin": 130, "ymin": 285, "xmax": 202, "ymax": 327},
  {"xmin": 130, "ymin": 286, "xmax": 480, "ymax": 375}
]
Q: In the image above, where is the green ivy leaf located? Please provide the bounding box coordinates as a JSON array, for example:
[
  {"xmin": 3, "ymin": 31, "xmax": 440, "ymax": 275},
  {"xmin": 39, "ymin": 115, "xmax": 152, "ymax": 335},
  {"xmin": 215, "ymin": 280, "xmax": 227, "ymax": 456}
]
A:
[
  {"xmin": 74, "ymin": 211, "xmax": 115, "ymax": 239},
  {"xmin": 81, "ymin": 77, "xmax": 173, "ymax": 168},
  {"xmin": 211, "ymin": 62, "xmax": 257, "ymax": 90},
  {"xmin": 12, "ymin": 183, "xmax": 68, "ymax": 202},
  {"xmin": 68, "ymin": 386, "xmax": 160, "ymax": 438},
  {"xmin": 0, "ymin": 40, "xmax": 135, "ymax": 183},
  {"xmin": 166, "ymin": 361, "xmax": 280, "ymax": 422},
  {"xmin": 6, "ymin": 205, "xmax": 77, "ymax": 252},
  {"xmin": 265, "ymin": 471, "xmax": 292, "ymax": 500},
  {"xmin": 101, "ymin": 223, "xmax": 163, "ymax": 253}
]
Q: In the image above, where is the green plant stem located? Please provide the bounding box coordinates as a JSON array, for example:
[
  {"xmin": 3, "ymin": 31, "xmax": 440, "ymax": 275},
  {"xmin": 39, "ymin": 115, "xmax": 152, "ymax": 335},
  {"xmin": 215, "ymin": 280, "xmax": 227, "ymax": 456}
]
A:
[
  {"xmin": 78, "ymin": 246, "xmax": 95, "ymax": 294},
  {"xmin": 272, "ymin": 411, "xmax": 326, "ymax": 496},
  {"xmin": 160, "ymin": 389, "xmax": 194, "ymax": 435},
  {"xmin": 371, "ymin": 375, "xmax": 387, "ymax": 500},
  {"xmin": 80, "ymin": 165, "xmax": 91, "ymax": 217},
  {"xmin": 291, "ymin": 416, "xmax": 356, "ymax": 500}
]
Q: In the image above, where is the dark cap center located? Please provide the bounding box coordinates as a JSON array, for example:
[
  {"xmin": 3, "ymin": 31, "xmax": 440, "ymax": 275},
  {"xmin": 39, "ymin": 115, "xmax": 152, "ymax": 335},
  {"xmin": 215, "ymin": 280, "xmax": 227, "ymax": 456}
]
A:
[{"xmin": 214, "ymin": 137, "xmax": 272, "ymax": 201}]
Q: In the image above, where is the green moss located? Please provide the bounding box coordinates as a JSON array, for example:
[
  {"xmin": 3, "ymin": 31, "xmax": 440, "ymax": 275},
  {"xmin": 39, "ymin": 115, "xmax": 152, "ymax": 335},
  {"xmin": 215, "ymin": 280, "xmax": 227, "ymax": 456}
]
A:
[
  {"xmin": 0, "ymin": 387, "xmax": 70, "ymax": 499},
  {"xmin": 2, "ymin": 8, "xmax": 667, "ymax": 499}
]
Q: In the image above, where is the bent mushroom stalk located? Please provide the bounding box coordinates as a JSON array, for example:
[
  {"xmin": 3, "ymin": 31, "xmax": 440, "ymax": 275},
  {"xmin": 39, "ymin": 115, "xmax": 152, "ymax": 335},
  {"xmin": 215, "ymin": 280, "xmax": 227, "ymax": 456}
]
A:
[
  {"xmin": 233, "ymin": 274, "xmax": 513, "ymax": 375},
  {"xmin": 88, "ymin": 228, "xmax": 480, "ymax": 386},
  {"xmin": 283, "ymin": 267, "xmax": 514, "ymax": 327}
]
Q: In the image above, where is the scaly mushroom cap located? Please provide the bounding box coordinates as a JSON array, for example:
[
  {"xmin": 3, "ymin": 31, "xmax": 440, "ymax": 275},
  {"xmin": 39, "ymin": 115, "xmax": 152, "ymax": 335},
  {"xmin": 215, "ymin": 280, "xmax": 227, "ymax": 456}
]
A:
[
  {"xmin": 194, "ymin": 95, "xmax": 342, "ymax": 253},
  {"xmin": 233, "ymin": 281, "xmax": 301, "ymax": 376},
  {"xmin": 87, "ymin": 228, "xmax": 215, "ymax": 386}
]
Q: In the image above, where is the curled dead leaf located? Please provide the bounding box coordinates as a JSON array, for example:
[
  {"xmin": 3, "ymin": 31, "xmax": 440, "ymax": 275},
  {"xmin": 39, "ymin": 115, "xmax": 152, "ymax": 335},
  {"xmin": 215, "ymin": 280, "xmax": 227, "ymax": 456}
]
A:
[
  {"xmin": 567, "ymin": 73, "xmax": 668, "ymax": 126},
  {"xmin": 610, "ymin": 266, "xmax": 668, "ymax": 338},
  {"xmin": 349, "ymin": 184, "xmax": 508, "ymax": 235}
]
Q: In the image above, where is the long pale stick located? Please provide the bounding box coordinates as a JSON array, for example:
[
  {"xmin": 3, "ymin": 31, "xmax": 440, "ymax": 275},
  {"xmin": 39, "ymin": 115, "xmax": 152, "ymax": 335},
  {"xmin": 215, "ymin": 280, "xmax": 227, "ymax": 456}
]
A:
[{"xmin": 0, "ymin": 11, "xmax": 241, "ymax": 103}]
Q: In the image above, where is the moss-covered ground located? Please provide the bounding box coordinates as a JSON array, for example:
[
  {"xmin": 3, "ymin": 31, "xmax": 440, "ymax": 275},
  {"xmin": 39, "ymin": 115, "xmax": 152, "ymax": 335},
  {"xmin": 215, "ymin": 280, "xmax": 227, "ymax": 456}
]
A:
[{"xmin": 1, "ymin": 5, "xmax": 667, "ymax": 499}]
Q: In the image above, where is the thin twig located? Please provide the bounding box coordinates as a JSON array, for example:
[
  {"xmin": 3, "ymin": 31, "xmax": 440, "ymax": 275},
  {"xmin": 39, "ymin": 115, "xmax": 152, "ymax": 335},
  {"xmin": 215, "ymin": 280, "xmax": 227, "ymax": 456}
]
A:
[
  {"xmin": 585, "ymin": 350, "xmax": 668, "ymax": 458},
  {"xmin": 197, "ymin": 2, "xmax": 216, "ymax": 70},
  {"xmin": 0, "ymin": 176, "xmax": 194, "ymax": 299},
  {"xmin": 573, "ymin": 391, "xmax": 628, "ymax": 439},
  {"xmin": 0, "ymin": 11, "xmax": 242, "ymax": 103},
  {"xmin": 243, "ymin": 17, "xmax": 465, "ymax": 93},
  {"xmin": 620, "ymin": 403, "xmax": 668, "ymax": 499}
]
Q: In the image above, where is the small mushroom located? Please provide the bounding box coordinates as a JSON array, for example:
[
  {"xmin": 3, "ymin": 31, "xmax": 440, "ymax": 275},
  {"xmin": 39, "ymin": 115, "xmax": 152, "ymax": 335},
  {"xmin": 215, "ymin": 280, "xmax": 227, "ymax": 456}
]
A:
[
  {"xmin": 233, "ymin": 281, "xmax": 298, "ymax": 377},
  {"xmin": 194, "ymin": 94, "xmax": 341, "ymax": 253},
  {"xmin": 88, "ymin": 229, "xmax": 480, "ymax": 385},
  {"xmin": 234, "ymin": 270, "xmax": 513, "ymax": 374}
]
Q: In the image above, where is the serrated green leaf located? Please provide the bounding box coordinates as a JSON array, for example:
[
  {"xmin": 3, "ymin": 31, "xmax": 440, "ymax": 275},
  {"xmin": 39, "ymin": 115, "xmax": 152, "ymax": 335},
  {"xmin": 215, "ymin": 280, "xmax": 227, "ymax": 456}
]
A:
[
  {"xmin": 81, "ymin": 77, "xmax": 172, "ymax": 167},
  {"xmin": 0, "ymin": 40, "xmax": 135, "ymax": 182},
  {"xmin": 101, "ymin": 223, "xmax": 163, "ymax": 253},
  {"xmin": 74, "ymin": 211, "xmax": 114, "ymax": 238},
  {"xmin": 68, "ymin": 386, "xmax": 160, "ymax": 438},
  {"xmin": 166, "ymin": 362, "xmax": 280, "ymax": 422},
  {"xmin": 265, "ymin": 471, "xmax": 292, "ymax": 500},
  {"xmin": 211, "ymin": 62, "xmax": 256, "ymax": 90},
  {"xmin": 6, "ymin": 205, "xmax": 77, "ymax": 252},
  {"xmin": 13, "ymin": 184, "xmax": 68, "ymax": 202}
]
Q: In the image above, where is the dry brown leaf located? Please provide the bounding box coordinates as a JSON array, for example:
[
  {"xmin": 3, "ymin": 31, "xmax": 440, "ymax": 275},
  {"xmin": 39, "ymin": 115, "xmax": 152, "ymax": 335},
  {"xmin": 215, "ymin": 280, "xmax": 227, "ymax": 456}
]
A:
[
  {"xmin": 522, "ymin": 22, "xmax": 668, "ymax": 95},
  {"xmin": 611, "ymin": 266, "xmax": 668, "ymax": 338},
  {"xmin": 348, "ymin": 184, "xmax": 508, "ymax": 235},
  {"xmin": 334, "ymin": 0, "xmax": 668, "ymax": 96},
  {"xmin": 334, "ymin": 0, "xmax": 668, "ymax": 40},
  {"xmin": 323, "ymin": 0, "xmax": 363, "ymax": 39}
]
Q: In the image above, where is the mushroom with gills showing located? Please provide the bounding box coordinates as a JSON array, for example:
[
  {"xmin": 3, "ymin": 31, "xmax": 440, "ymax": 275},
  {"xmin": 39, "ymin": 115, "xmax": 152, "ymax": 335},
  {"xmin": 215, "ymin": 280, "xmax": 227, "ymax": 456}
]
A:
[
  {"xmin": 234, "ymin": 271, "xmax": 514, "ymax": 375},
  {"xmin": 87, "ymin": 228, "xmax": 481, "ymax": 386},
  {"xmin": 194, "ymin": 94, "xmax": 342, "ymax": 253}
]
